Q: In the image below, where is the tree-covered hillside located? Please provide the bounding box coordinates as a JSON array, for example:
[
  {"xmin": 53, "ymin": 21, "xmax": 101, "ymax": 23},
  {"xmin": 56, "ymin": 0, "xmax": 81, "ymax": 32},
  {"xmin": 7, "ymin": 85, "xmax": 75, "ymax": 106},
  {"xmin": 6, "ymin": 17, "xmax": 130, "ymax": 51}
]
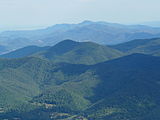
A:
[
  {"xmin": 1, "ymin": 40, "xmax": 123, "ymax": 65},
  {"xmin": 0, "ymin": 54, "xmax": 160, "ymax": 120},
  {"xmin": 42, "ymin": 40, "xmax": 123, "ymax": 65},
  {"xmin": 111, "ymin": 38, "xmax": 160, "ymax": 56}
]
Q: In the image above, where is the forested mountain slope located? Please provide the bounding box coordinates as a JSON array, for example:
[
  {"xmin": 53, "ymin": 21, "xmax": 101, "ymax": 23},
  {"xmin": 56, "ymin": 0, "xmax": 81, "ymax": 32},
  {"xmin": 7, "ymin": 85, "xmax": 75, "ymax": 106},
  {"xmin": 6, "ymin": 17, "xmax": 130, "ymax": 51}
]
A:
[
  {"xmin": 111, "ymin": 38, "xmax": 160, "ymax": 56},
  {"xmin": 1, "ymin": 40, "xmax": 123, "ymax": 65},
  {"xmin": 0, "ymin": 54, "xmax": 160, "ymax": 120}
]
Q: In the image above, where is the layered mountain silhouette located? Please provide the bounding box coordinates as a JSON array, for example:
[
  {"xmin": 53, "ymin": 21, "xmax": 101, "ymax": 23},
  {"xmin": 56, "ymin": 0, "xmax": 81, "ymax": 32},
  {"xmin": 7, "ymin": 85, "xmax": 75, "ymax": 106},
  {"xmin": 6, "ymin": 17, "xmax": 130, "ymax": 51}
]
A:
[
  {"xmin": 112, "ymin": 38, "xmax": 160, "ymax": 56},
  {"xmin": 1, "ymin": 21, "xmax": 160, "ymax": 53},
  {"xmin": 1, "ymin": 29, "xmax": 160, "ymax": 119},
  {"xmin": 41, "ymin": 40, "xmax": 123, "ymax": 64},
  {"xmin": 0, "ymin": 46, "xmax": 50, "ymax": 58},
  {"xmin": 0, "ymin": 40, "xmax": 123, "ymax": 65}
]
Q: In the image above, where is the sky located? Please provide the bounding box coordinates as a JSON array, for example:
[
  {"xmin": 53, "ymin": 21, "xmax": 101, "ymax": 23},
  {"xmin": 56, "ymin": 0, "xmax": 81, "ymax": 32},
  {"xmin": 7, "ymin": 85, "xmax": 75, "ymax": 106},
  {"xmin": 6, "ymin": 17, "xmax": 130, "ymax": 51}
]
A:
[{"xmin": 0, "ymin": 0, "xmax": 160, "ymax": 30}]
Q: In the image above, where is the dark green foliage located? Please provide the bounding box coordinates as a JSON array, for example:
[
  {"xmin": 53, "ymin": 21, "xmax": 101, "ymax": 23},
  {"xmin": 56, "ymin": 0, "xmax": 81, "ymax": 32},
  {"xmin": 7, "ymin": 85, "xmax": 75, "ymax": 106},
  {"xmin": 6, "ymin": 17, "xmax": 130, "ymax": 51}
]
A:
[
  {"xmin": 1, "ymin": 40, "xmax": 123, "ymax": 65},
  {"xmin": 84, "ymin": 53, "xmax": 160, "ymax": 119},
  {"xmin": 1, "ymin": 53, "xmax": 160, "ymax": 119},
  {"xmin": 44, "ymin": 40, "xmax": 80, "ymax": 58},
  {"xmin": 42, "ymin": 40, "xmax": 123, "ymax": 65},
  {"xmin": 34, "ymin": 89, "xmax": 90, "ymax": 112}
]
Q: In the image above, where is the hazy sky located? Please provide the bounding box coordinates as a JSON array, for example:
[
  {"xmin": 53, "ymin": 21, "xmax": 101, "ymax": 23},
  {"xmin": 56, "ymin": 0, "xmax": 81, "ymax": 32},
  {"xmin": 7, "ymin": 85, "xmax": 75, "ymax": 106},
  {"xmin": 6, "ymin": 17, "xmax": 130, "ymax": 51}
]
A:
[{"xmin": 0, "ymin": 0, "xmax": 160, "ymax": 30}]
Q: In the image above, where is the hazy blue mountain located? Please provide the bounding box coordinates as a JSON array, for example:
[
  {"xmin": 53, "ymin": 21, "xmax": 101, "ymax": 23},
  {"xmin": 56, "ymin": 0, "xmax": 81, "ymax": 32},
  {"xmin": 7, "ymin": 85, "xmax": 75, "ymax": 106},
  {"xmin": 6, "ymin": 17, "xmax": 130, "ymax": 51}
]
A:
[
  {"xmin": 140, "ymin": 21, "xmax": 160, "ymax": 27},
  {"xmin": 111, "ymin": 38, "xmax": 160, "ymax": 56},
  {"xmin": 1, "ymin": 21, "xmax": 160, "ymax": 52},
  {"xmin": 0, "ymin": 45, "xmax": 7, "ymax": 55},
  {"xmin": 0, "ymin": 37, "xmax": 37, "ymax": 51},
  {"xmin": 0, "ymin": 46, "xmax": 50, "ymax": 58},
  {"xmin": 1, "ymin": 54, "xmax": 160, "ymax": 120},
  {"xmin": 42, "ymin": 21, "xmax": 160, "ymax": 45}
]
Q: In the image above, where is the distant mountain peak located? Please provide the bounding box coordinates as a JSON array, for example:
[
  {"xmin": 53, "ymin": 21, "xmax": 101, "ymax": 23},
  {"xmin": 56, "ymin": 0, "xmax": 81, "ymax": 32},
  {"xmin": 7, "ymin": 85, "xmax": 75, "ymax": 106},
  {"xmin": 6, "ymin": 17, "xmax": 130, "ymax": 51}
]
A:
[
  {"xmin": 58, "ymin": 39, "xmax": 79, "ymax": 44},
  {"xmin": 52, "ymin": 39, "xmax": 80, "ymax": 49},
  {"xmin": 80, "ymin": 20, "xmax": 94, "ymax": 25}
]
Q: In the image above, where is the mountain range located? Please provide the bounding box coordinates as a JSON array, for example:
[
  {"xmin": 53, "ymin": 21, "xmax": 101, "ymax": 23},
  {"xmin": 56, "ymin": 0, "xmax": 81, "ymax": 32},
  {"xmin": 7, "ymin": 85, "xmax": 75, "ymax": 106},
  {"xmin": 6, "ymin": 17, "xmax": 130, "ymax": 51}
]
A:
[
  {"xmin": 0, "ymin": 40, "xmax": 123, "ymax": 65},
  {"xmin": 0, "ymin": 40, "xmax": 160, "ymax": 120},
  {"xmin": 140, "ymin": 21, "xmax": 160, "ymax": 27},
  {"xmin": 0, "ymin": 46, "xmax": 50, "ymax": 59},
  {"xmin": 111, "ymin": 38, "xmax": 160, "ymax": 56},
  {"xmin": 1, "ymin": 20, "xmax": 160, "ymax": 54}
]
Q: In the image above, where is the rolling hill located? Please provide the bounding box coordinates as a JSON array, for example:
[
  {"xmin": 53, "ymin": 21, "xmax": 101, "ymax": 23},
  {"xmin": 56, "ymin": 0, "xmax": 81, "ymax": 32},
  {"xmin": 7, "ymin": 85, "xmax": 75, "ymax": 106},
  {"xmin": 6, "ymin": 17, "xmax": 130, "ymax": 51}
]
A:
[
  {"xmin": 41, "ymin": 40, "xmax": 123, "ymax": 64},
  {"xmin": 0, "ymin": 54, "xmax": 160, "ymax": 120},
  {"xmin": 0, "ymin": 40, "xmax": 123, "ymax": 65},
  {"xmin": 0, "ymin": 46, "xmax": 50, "ymax": 58},
  {"xmin": 111, "ymin": 38, "xmax": 160, "ymax": 56}
]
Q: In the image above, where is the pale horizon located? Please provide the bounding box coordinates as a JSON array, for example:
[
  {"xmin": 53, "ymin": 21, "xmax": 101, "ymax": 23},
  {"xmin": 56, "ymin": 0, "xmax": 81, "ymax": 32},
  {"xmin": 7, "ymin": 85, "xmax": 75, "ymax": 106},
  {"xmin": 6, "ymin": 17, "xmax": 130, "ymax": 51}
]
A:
[{"xmin": 0, "ymin": 0, "xmax": 160, "ymax": 30}]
